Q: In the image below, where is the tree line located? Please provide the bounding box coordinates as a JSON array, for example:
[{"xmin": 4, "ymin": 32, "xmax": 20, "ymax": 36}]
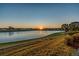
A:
[{"xmin": 61, "ymin": 22, "xmax": 79, "ymax": 32}]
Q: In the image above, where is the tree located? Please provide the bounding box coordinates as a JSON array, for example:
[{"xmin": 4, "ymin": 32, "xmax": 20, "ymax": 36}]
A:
[
  {"xmin": 61, "ymin": 24, "xmax": 69, "ymax": 32},
  {"xmin": 69, "ymin": 22, "xmax": 79, "ymax": 31},
  {"xmin": 61, "ymin": 22, "xmax": 79, "ymax": 32},
  {"xmin": 8, "ymin": 26, "xmax": 14, "ymax": 30}
]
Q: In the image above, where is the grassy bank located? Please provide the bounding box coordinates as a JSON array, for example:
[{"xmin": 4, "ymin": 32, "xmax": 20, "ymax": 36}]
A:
[
  {"xmin": 0, "ymin": 32, "xmax": 64, "ymax": 47},
  {"xmin": 0, "ymin": 32, "xmax": 76, "ymax": 56}
]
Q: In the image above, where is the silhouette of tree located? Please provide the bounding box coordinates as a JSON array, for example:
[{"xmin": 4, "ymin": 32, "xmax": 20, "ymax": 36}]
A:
[
  {"xmin": 8, "ymin": 26, "xmax": 15, "ymax": 30},
  {"xmin": 61, "ymin": 22, "xmax": 79, "ymax": 32},
  {"xmin": 61, "ymin": 24, "xmax": 69, "ymax": 32},
  {"xmin": 69, "ymin": 22, "xmax": 79, "ymax": 31}
]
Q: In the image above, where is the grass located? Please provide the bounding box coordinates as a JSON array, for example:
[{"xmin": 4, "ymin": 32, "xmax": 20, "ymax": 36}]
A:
[
  {"xmin": 0, "ymin": 32, "xmax": 76, "ymax": 56},
  {"xmin": 66, "ymin": 31, "xmax": 79, "ymax": 35}
]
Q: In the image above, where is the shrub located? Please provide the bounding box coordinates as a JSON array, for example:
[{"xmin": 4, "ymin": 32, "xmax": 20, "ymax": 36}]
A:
[{"xmin": 66, "ymin": 33, "xmax": 79, "ymax": 49}]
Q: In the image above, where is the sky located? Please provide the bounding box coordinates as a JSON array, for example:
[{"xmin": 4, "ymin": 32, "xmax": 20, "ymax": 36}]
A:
[{"xmin": 0, "ymin": 3, "xmax": 79, "ymax": 28}]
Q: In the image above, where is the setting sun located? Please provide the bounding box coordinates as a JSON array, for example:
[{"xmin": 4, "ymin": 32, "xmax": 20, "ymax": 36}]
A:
[
  {"xmin": 37, "ymin": 26, "xmax": 44, "ymax": 30},
  {"xmin": 39, "ymin": 26, "xmax": 44, "ymax": 30}
]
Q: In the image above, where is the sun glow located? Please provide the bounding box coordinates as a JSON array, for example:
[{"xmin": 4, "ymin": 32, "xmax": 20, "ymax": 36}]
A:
[
  {"xmin": 39, "ymin": 26, "xmax": 43, "ymax": 30},
  {"xmin": 37, "ymin": 26, "xmax": 44, "ymax": 30}
]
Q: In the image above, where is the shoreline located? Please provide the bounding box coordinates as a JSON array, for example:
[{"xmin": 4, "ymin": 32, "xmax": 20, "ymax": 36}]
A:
[
  {"xmin": 0, "ymin": 32, "xmax": 63, "ymax": 44},
  {"xmin": 0, "ymin": 32, "xmax": 75, "ymax": 56},
  {"xmin": 0, "ymin": 29, "xmax": 63, "ymax": 32},
  {"xmin": 0, "ymin": 32, "xmax": 63, "ymax": 47}
]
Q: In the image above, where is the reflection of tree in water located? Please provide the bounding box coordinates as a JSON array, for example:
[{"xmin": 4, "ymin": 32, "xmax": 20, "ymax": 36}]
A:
[{"xmin": 8, "ymin": 32, "xmax": 14, "ymax": 36}]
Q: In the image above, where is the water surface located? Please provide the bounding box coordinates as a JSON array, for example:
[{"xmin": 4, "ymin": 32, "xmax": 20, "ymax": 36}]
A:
[{"xmin": 0, "ymin": 31, "xmax": 62, "ymax": 43}]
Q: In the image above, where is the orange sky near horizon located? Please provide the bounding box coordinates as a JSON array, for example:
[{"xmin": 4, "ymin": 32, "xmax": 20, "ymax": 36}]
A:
[{"xmin": 0, "ymin": 23, "xmax": 61, "ymax": 28}]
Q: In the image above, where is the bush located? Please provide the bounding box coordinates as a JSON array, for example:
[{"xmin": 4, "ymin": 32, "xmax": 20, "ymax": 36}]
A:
[
  {"xmin": 66, "ymin": 33, "xmax": 79, "ymax": 49},
  {"xmin": 65, "ymin": 35, "xmax": 73, "ymax": 46}
]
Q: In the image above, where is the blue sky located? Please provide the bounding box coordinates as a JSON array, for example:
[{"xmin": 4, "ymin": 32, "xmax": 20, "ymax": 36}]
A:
[{"xmin": 0, "ymin": 3, "xmax": 79, "ymax": 28}]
